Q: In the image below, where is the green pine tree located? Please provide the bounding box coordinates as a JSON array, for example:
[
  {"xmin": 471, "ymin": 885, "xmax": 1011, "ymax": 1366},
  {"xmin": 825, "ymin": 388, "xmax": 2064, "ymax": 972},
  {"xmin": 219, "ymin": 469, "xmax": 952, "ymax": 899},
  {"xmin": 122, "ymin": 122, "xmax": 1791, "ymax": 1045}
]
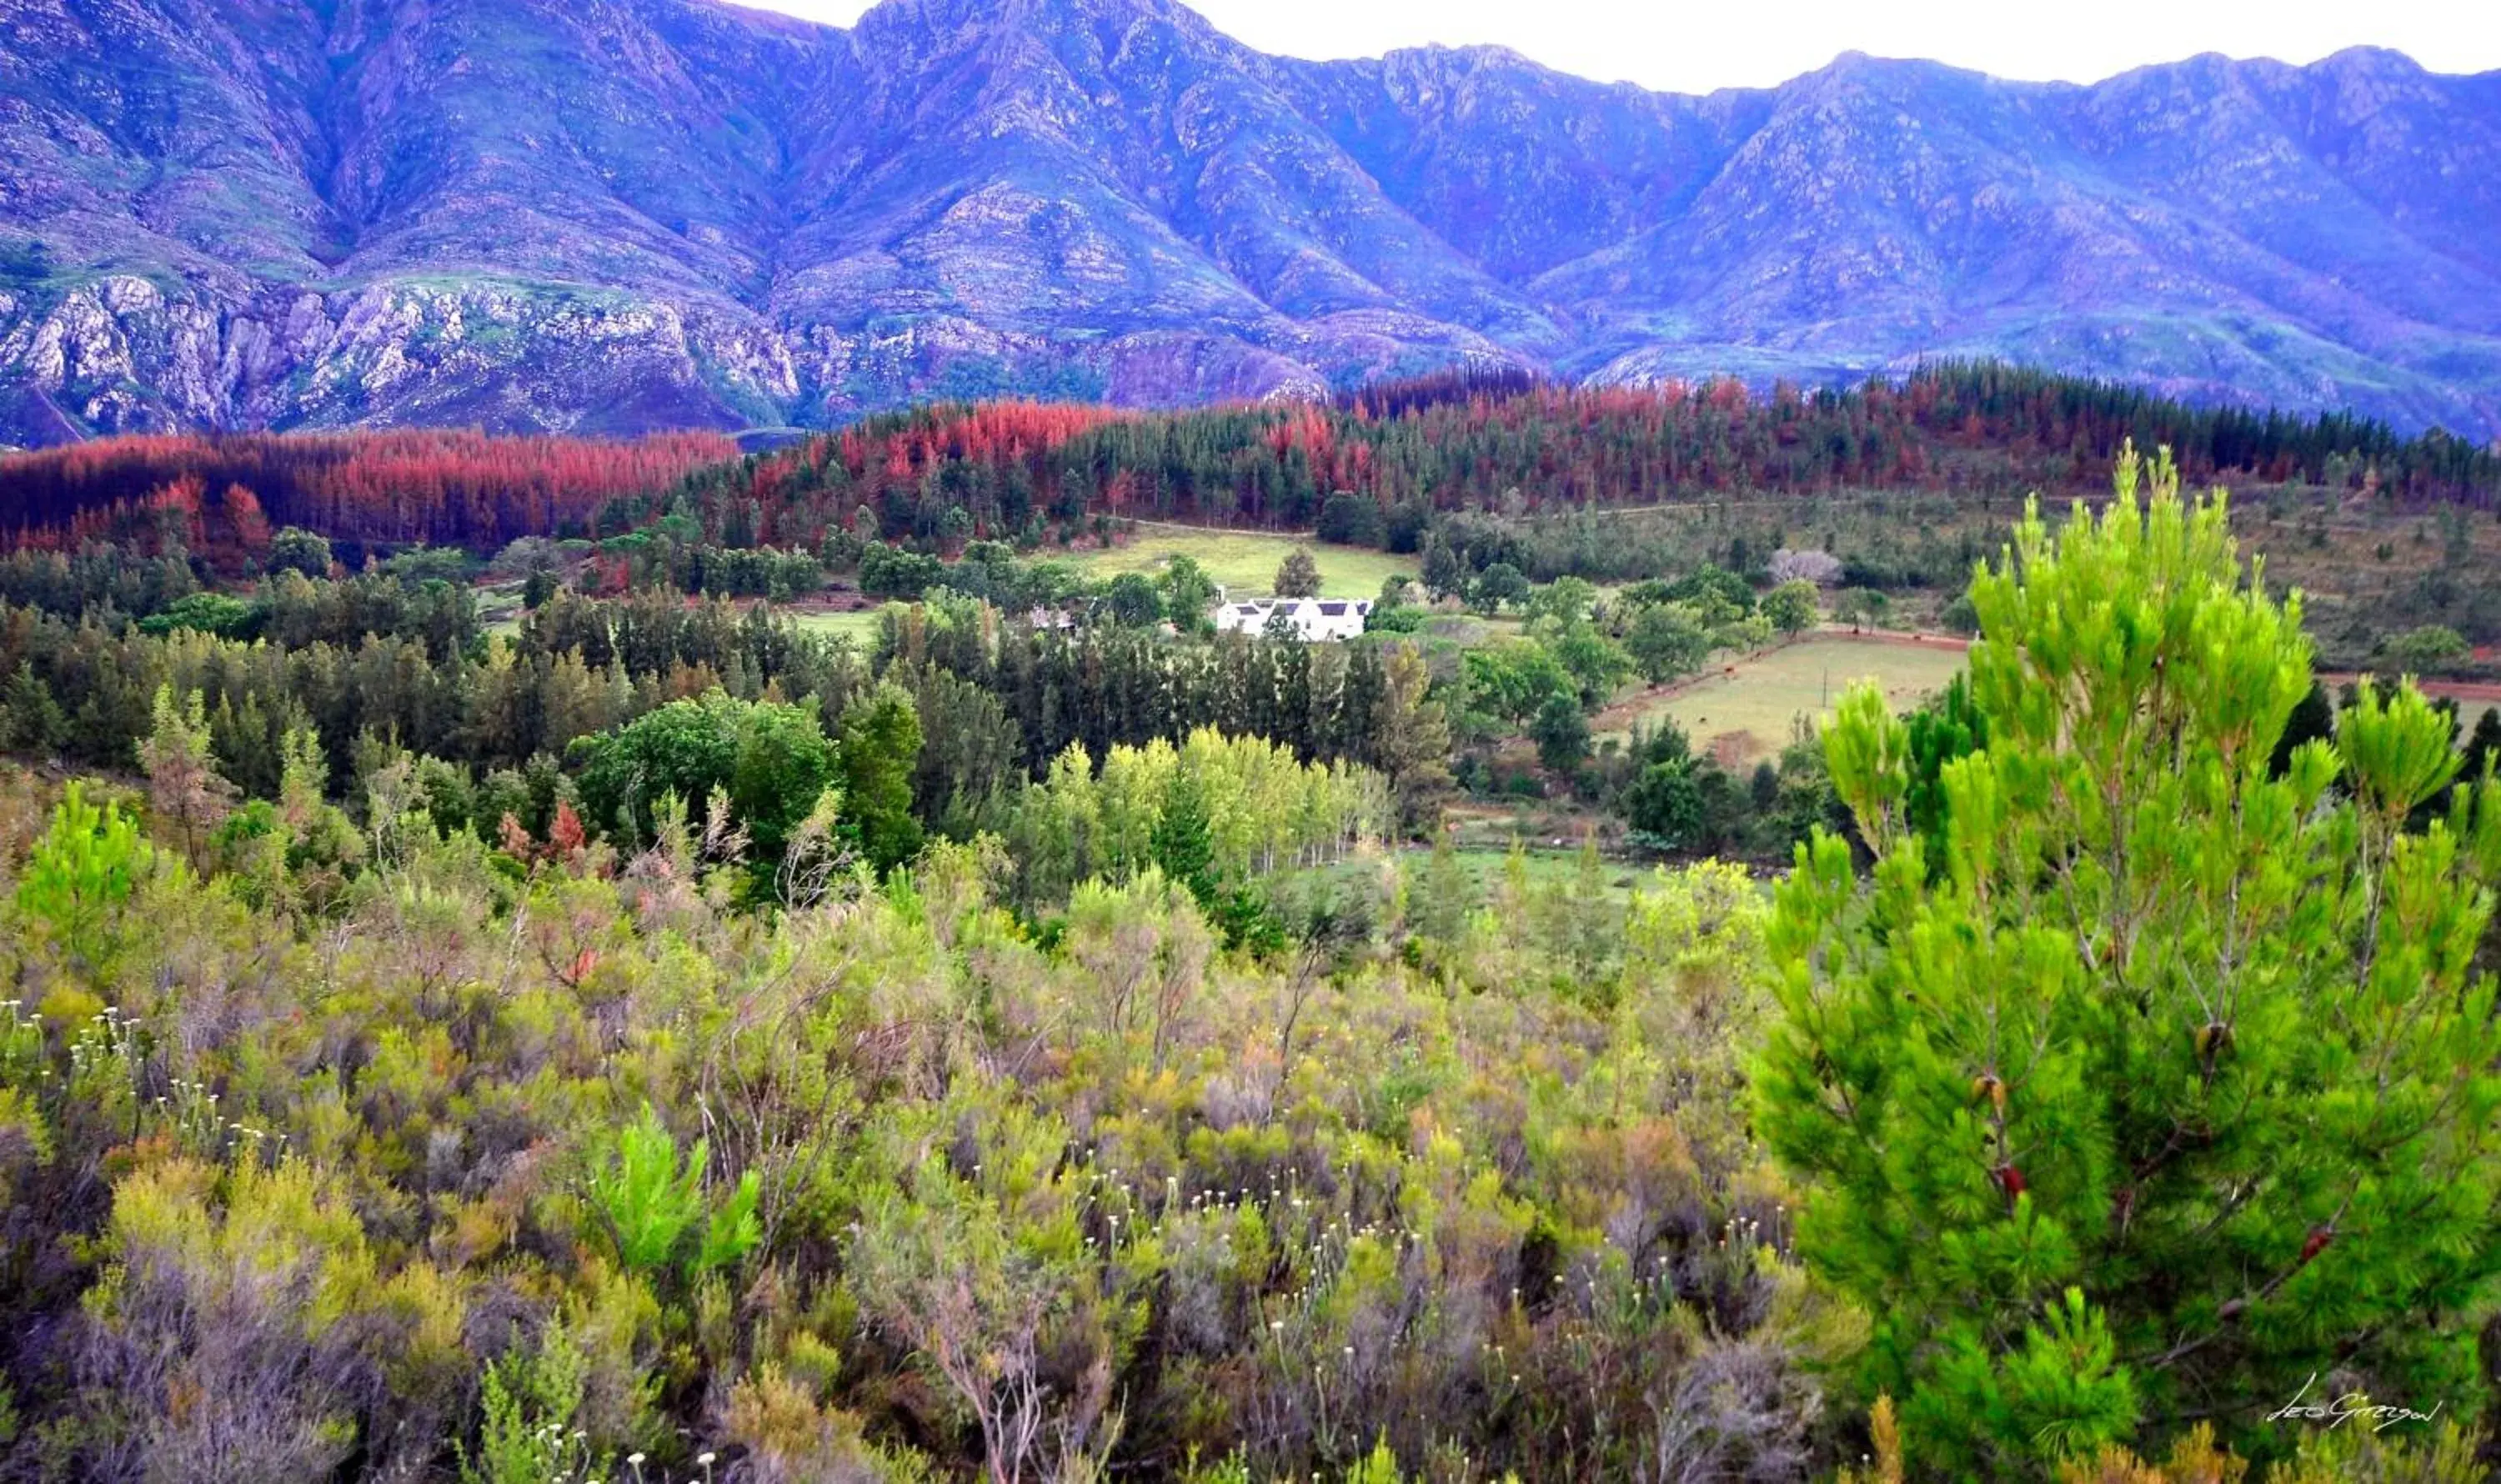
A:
[
  {"xmin": 1408, "ymin": 827, "xmax": 1476, "ymax": 945},
  {"xmin": 840, "ymin": 681, "xmax": 925, "ymax": 875},
  {"xmin": 1754, "ymin": 444, "xmax": 2501, "ymax": 1475},
  {"xmin": 1150, "ymin": 769, "xmax": 1218, "ymax": 908},
  {"xmin": 2268, "ymin": 678, "xmax": 2336, "ymax": 778},
  {"xmin": 0, "ymin": 663, "xmax": 68, "ymax": 754},
  {"xmin": 18, "ymin": 782, "xmax": 153, "ymax": 991}
]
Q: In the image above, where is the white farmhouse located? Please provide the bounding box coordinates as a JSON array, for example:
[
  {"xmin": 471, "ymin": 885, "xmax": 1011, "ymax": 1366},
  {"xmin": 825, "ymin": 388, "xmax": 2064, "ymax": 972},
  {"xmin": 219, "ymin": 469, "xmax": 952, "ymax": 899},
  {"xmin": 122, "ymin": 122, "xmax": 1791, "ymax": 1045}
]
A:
[{"xmin": 1212, "ymin": 597, "xmax": 1372, "ymax": 642}]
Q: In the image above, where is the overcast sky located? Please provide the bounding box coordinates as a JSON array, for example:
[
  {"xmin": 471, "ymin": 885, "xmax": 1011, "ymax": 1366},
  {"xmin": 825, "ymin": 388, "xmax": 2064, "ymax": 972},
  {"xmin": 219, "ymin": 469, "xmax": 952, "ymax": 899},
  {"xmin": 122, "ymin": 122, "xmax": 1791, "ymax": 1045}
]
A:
[{"xmin": 729, "ymin": 0, "xmax": 2501, "ymax": 93}]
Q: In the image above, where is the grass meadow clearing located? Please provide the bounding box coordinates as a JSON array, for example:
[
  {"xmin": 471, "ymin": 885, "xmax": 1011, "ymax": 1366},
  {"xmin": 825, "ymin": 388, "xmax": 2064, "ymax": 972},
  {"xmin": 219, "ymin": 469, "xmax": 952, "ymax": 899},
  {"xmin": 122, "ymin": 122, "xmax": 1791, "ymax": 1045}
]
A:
[
  {"xmin": 784, "ymin": 606, "xmax": 888, "ymax": 645},
  {"xmin": 1064, "ymin": 525, "xmax": 1416, "ymax": 598},
  {"xmin": 1603, "ymin": 634, "xmax": 1969, "ymax": 768}
]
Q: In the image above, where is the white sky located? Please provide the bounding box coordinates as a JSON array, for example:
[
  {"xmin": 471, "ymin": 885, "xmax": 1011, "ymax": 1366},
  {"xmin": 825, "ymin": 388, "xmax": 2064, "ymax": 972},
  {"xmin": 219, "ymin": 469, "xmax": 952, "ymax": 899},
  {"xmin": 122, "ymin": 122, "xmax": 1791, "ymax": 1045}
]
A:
[{"xmin": 729, "ymin": 0, "xmax": 2501, "ymax": 93}]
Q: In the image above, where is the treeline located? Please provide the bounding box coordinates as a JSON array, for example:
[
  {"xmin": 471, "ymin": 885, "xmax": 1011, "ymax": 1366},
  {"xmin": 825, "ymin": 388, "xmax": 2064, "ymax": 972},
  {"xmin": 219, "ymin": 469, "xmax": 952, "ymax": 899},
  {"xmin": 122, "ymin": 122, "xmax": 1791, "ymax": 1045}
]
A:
[
  {"xmin": 0, "ymin": 574, "xmax": 1450, "ymax": 854},
  {"xmin": 631, "ymin": 362, "xmax": 2501, "ymax": 557},
  {"xmin": 875, "ymin": 598, "xmax": 1445, "ymax": 800},
  {"xmin": 0, "ymin": 429, "xmax": 737, "ymax": 555},
  {"xmin": 10, "ymin": 363, "xmax": 2491, "ymax": 577}
]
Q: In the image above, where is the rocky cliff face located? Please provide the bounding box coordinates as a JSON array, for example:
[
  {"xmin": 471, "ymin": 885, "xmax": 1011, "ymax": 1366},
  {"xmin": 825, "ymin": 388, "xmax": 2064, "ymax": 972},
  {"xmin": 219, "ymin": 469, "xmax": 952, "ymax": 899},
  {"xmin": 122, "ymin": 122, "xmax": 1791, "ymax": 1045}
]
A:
[{"xmin": 3, "ymin": 0, "xmax": 2498, "ymax": 446}]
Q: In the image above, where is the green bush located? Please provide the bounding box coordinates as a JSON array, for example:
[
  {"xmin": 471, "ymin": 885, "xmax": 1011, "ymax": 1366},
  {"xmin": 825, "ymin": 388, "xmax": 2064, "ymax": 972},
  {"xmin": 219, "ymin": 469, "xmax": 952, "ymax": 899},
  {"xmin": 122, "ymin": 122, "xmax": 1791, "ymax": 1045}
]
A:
[{"xmin": 586, "ymin": 1106, "xmax": 759, "ymax": 1281}]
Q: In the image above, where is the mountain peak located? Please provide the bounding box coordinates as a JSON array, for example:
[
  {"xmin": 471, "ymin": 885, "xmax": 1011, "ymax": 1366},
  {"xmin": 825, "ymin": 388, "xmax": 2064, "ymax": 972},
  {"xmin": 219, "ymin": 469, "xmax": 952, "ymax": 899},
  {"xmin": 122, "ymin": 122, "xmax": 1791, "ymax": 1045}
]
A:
[
  {"xmin": 1380, "ymin": 42, "xmax": 1541, "ymax": 69},
  {"xmin": 2313, "ymin": 44, "xmax": 2430, "ymax": 79},
  {"xmin": 0, "ymin": 0, "xmax": 2495, "ymax": 444},
  {"xmin": 849, "ymin": 0, "xmax": 1216, "ymax": 46},
  {"xmin": 1797, "ymin": 50, "xmax": 1977, "ymax": 85}
]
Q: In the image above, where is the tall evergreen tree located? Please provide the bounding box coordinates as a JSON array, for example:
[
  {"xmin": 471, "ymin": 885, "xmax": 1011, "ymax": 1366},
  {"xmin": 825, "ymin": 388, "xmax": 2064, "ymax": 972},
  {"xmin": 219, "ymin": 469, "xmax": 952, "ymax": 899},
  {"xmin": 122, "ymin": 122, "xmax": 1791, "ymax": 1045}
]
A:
[
  {"xmin": 840, "ymin": 682, "xmax": 926, "ymax": 874},
  {"xmin": 1370, "ymin": 642, "xmax": 1451, "ymax": 834},
  {"xmin": 1150, "ymin": 769, "xmax": 1217, "ymax": 907},
  {"xmin": 1899, "ymin": 672, "xmax": 1986, "ymax": 873},
  {"xmin": 1, "ymin": 663, "xmax": 68, "ymax": 755}
]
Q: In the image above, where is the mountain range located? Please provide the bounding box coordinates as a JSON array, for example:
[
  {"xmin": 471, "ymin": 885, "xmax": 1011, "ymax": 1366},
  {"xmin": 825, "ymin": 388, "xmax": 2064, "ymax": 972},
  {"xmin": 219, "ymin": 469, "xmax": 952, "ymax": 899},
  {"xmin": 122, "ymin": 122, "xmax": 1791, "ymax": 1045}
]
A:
[{"xmin": 3, "ymin": 0, "xmax": 2499, "ymax": 448}]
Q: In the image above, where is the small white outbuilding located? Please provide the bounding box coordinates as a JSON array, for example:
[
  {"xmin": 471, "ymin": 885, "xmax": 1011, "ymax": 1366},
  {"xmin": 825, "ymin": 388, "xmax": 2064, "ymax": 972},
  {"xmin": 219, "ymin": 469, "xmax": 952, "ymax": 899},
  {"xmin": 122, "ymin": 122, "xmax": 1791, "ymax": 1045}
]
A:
[{"xmin": 1212, "ymin": 597, "xmax": 1372, "ymax": 642}]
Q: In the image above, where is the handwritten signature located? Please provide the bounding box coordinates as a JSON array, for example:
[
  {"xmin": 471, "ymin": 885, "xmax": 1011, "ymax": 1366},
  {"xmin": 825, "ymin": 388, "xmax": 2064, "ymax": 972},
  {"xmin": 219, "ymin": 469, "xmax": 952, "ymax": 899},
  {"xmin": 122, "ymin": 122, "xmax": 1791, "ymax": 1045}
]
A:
[{"xmin": 2266, "ymin": 1372, "xmax": 2443, "ymax": 1432}]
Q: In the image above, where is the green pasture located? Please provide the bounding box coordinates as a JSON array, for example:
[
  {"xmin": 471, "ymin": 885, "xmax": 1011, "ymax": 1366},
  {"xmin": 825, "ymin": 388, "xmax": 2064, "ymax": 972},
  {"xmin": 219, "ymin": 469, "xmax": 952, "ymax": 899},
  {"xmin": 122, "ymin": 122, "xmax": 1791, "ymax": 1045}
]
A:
[
  {"xmin": 1065, "ymin": 526, "xmax": 1414, "ymax": 599},
  {"xmin": 784, "ymin": 607, "xmax": 888, "ymax": 645},
  {"xmin": 1606, "ymin": 636, "xmax": 1967, "ymax": 767}
]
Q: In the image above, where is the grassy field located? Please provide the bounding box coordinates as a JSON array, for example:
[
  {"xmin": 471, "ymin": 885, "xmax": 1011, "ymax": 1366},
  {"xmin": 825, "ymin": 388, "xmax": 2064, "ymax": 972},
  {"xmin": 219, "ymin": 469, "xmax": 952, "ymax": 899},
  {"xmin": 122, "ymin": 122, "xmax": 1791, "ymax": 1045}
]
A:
[
  {"xmin": 785, "ymin": 607, "xmax": 888, "ymax": 645},
  {"xmin": 480, "ymin": 594, "xmax": 888, "ymax": 646},
  {"xmin": 1389, "ymin": 845, "xmax": 1659, "ymax": 906},
  {"xmin": 1438, "ymin": 845, "xmax": 1651, "ymax": 898},
  {"xmin": 1605, "ymin": 636, "xmax": 1968, "ymax": 768},
  {"xmin": 1065, "ymin": 526, "xmax": 1414, "ymax": 599},
  {"xmin": 1301, "ymin": 842, "xmax": 1656, "ymax": 911}
]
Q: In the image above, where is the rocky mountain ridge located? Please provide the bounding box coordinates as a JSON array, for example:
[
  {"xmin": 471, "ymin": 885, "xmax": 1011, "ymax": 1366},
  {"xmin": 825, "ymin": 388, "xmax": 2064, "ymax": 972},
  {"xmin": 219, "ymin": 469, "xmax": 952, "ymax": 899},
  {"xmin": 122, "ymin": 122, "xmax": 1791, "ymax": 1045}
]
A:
[{"xmin": 3, "ymin": 0, "xmax": 2498, "ymax": 445}]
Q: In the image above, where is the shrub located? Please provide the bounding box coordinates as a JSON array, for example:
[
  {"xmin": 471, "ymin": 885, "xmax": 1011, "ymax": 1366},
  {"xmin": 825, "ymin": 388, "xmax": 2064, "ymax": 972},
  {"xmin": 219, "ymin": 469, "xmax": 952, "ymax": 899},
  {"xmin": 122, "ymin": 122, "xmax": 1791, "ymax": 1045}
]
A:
[
  {"xmin": 2381, "ymin": 623, "xmax": 2470, "ymax": 675},
  {"xmin": 1768, "ymin": 548, "xmax": 1844, "ymax": 586},
  {"xmin": 461, "ymin": 1325, "xmax": 598, "ymax": 1484},
  {"xmin": 586, "ymin": 1106, "xmax": 759, "ymax": 1281}
]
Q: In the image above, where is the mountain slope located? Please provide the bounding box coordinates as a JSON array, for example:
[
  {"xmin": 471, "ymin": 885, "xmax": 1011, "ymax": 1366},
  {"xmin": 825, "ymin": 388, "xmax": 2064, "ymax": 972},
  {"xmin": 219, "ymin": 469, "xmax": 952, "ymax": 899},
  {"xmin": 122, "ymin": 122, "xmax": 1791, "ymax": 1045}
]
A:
[{"xmin": 2, "ymin": 0, "xmax": 2498, "ymax": 445}]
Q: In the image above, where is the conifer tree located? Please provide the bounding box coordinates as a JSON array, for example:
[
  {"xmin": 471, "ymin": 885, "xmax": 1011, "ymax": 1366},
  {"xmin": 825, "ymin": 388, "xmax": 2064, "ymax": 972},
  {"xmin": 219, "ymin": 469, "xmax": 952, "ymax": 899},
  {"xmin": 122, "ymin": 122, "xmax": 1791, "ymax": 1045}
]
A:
[
  {"xmin": 840, "ymin": 681, "xmax": 925, "ymax": 875},
  {"xmin": 1370, "ymin": 642, "xmax": 1451, "ymax": 832},
  {"xmin": 2268, "ymin": 679, "xmax": 2335, "ymax": 778},
  {"xmin": 1, "ymin": 663, "xmax": 68, "ymax": 754},
  {"xmin": 1421, "ymin": 535, "xmax": 1465, "ymax": 601},
  {"xmin": 2460, "ymin": 704, "xmax": 2501, "ymax": 784},
  {"xmin": 1754, "ymin": 445, "xmax": 2501, "ymax": 1473},
  {"xmin": 1407, "ymin": 827, "xmax": 1476, "ymax": 947},
  {"xmin": 17, "ymin": 782, "xmax": 153, "ymax": 990},
  {"xmin": 1899, "ymin": 672, "xmax": 1985, "ymax": 871},
  {"xmin": 1150, "ymin": 768, "xmax": 1218, "ymax": 907}
]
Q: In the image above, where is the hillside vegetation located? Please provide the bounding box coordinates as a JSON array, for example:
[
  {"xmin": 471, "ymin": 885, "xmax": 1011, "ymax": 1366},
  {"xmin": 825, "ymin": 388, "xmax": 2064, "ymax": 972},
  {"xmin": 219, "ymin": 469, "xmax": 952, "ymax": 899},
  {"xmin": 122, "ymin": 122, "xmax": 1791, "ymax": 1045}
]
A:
[{"xmin": 0, "ymin": 386, "xmax": 2496, "ymax": 1481}]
